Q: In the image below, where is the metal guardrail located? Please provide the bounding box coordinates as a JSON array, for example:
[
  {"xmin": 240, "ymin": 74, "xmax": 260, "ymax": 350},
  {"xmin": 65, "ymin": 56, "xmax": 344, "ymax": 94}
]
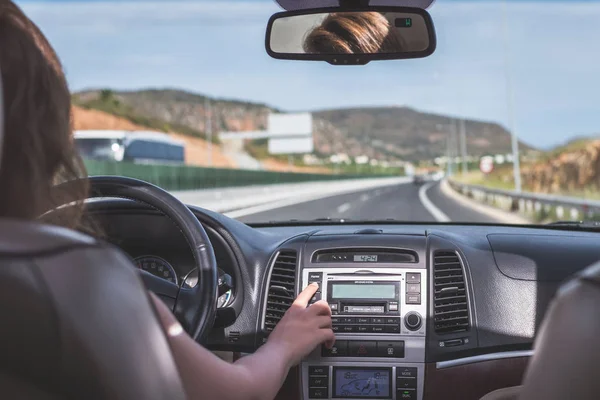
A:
[{"xmin": 448, "ymin": 180, "xmax": 600, "ymax": 222}]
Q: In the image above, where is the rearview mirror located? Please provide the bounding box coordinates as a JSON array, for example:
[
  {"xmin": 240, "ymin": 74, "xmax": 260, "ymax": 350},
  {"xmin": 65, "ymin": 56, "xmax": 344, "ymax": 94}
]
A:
[{"xmin": 266, "ymin": 7, "xmax": 436, "ymax": 65}]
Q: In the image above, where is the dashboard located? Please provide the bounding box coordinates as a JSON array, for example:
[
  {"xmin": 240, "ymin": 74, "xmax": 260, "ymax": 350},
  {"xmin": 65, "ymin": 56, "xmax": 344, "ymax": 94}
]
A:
[{"xmin": 86, "ymin": 199, "xmax": 600, "ymax": 400}]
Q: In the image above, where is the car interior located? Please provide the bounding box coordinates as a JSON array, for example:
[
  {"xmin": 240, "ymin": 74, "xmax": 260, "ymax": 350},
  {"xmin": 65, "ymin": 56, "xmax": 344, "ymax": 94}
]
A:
[{"xmin": 2, "ymin": 1, "xmax": 600, "ymax": 400}]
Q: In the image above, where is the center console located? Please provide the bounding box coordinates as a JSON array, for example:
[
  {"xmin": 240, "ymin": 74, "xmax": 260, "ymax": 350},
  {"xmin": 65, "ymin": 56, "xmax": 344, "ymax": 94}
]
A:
[{"xmin": 300, "ymin": 245, "xmax": 427, "ymax": 400}]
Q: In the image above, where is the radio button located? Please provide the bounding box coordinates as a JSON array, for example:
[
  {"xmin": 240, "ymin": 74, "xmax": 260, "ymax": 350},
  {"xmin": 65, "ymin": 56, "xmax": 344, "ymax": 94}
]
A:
[
  {"xmin": 331, "ymin": 317, "xmax": 341, "ymax": 324},
  {"xmin": 357, "ymin": 326, "xmax": 369, "ymax": 333},
  {"xmin": 377, "ymin": 341, "xmax": 405, "ymax": 358},
  {"xmin": 310, "ymin": 292, "xmax": 321, "ymax": 304},
  {"xmin": 372, "ymin": 317, "xmax": 385, "ymax": 324},
  {"xmin": 308, "ymin": 366, "xmax": 329, "ymax": 376},
  {"xmin": 397, "ymin": 367, "xmax": 418, "ymax": 378},
  {"xmin": 332, "ymin": 325, "xmax": 341, "ymax": 333},
  {"xmin": 406, "ymin": 273, "xmax": 421, "ymax": 283},
  {"xmin": 397, "ymin": 377, "xmax": 417, "ymax": 389},
  {"xmin": 385, "ymin": 317, "xmax": 398, "ymax": 324},
  {"xmin": 389, "ymin": 303, "xmax": 399, "ymax": 311},
  {"xmin": 406, "ymin": 283, "xmax": 421, "ymax": 294},
  {"xmin": 342, "ymin": 325, "xmax": 356, "ymax": 333},
  {"xmin": 406, "ymin": 294, "xmax": 421, "ymax": 305},
  {"xmin": 321, "ymin": 340, "xmax": 348, "ymax": 357},
  {"xmin": 308, "ymin": 272, "xmax": 323, "ymax": 282},
  {"xmin": 357, "ymin": 317, "xmax": 370, "ymax": 324},
  {"xmin": 309, "ymin": 388, "xmax": 328, "ymax": 399},
  {"xmin": 397, "ymin": 389, "xmax": 417, "ymax": 399},
  {"xmin": 330, "ymin": 303, "xmax": 339, "ymax": 311},
  {"xmin": 384, "ymin": 324, "xmax": 400, "ymax": 333},
  {"xmin": 372, "ymin": 326, "xmax": 385, "ymax": 333},
  {"xmin": 341, "ymin": 317, "xmax": 356, "ymax": 323},
  {"xmin": 309, "ymin": 376, "xmax": 329, "ymax": 387},
  {"xmin": 348, "ymin": 341, "xmax": 377, "ymax": 357}
]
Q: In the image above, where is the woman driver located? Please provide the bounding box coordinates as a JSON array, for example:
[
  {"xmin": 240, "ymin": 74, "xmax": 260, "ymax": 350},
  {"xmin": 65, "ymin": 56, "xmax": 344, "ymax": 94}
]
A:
[{"xmin": 0, "ymin": 2, "xmax": 334, "ymax": 399}]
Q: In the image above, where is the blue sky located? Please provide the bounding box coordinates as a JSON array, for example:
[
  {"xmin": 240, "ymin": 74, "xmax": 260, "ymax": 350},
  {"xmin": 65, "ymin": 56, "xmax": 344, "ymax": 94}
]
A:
[{"xmin": 16, "ymin": 0, "xmax": 600, "ymax": 148}]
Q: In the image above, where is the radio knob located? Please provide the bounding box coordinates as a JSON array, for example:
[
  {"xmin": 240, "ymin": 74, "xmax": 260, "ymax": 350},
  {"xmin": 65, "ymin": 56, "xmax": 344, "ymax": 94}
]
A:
[{"xmin": 404, "ymin": 312, "xmax": 422, "ymax": 331}]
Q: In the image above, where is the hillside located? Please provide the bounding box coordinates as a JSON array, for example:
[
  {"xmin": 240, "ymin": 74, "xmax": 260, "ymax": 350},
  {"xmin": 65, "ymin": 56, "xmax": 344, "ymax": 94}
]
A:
[
  {"xmin": 314, "ymin": 107, "xmax": 535, "ymax": 161},
  {"xmin": 522, "ymin": 137, "xmax": 600, "ymax": 194},
  {"xmin": 73, "ymin": 88, "xmax": 535, "ymax": 162}
]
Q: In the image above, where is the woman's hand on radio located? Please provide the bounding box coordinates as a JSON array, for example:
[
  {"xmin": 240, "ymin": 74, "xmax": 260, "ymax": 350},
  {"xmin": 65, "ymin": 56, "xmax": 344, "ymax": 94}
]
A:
[{"xmin": 267, "ymin": 283, "xmax": 335, "ymax": 368}]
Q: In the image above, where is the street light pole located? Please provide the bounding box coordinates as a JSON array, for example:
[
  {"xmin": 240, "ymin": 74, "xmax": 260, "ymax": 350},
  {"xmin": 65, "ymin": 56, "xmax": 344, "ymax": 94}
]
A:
[{"xmin": 460, "ymin": 119, "xmax": 468, "ymax": 176}]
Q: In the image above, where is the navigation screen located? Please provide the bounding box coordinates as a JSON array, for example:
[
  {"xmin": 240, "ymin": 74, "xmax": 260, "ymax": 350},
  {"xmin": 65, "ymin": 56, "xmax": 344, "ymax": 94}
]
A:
[{"xmin": 333, "ymin": 368, "xmax": 391, "ymax": 399}]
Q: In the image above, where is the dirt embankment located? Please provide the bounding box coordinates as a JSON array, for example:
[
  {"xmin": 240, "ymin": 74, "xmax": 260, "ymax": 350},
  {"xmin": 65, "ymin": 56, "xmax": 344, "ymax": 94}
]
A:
[{"xmin": 522, "ymin": 140, "xmax": 600, "ymax": 193}]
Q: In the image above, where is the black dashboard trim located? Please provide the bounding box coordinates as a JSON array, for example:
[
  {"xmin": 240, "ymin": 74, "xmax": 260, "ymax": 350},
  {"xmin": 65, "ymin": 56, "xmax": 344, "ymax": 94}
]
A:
[{"xmin": 80, "ymin": 199, "xmax": 600, "ymax": 359}]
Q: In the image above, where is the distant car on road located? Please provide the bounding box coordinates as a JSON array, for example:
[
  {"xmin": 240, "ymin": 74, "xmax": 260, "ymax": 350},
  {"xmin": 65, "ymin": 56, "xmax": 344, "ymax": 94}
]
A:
[{"xmin": 413, "ymin": 174, "xmax": 427, "ymax": 185}]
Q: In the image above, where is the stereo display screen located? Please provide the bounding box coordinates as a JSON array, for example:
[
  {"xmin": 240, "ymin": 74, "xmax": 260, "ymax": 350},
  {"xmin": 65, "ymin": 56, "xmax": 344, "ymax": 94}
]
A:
[{"xmin": 331, "ymin": 283, "xmax": 396, "ymax": 299}]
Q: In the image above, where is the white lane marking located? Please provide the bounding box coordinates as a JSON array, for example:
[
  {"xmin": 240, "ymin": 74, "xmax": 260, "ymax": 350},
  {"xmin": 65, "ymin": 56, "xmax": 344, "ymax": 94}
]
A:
[
  {"xmin": 337, "ymin": 203, "xmax": 351, "ymax": 213},
  {"xmin": 419, "ymin": 182, "xmax": 451, "ymax": 222},
  {"xmin": 360, "ymin": 194, "xmax": 370, "ymax": 202}
]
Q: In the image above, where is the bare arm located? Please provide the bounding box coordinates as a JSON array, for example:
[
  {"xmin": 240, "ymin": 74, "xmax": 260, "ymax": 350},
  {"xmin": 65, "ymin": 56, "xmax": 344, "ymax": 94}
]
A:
[{"xmin": 151, "ymin": 283, "xmax": 334, "ymax": 400}]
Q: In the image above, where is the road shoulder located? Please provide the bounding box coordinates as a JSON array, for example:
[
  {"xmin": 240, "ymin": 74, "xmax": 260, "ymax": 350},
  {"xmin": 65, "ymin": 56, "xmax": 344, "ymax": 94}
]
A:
[{"xmin": 440, "ymin": 179, "xmax": 530, "ymax": 224}]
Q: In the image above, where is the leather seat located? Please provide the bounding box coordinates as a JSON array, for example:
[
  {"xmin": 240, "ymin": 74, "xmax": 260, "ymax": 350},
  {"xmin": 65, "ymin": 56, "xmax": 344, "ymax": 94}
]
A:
[
  {"xmin": 481, "ymin": 262, "xmax": 600, "ymax": 400},
  {"xmin": 518, "ymin": 262, "xmax": 600, "ymax": 399},
  {"xmin": 0, "ymin": 219, "xmax": 186, "ymax": 400}
]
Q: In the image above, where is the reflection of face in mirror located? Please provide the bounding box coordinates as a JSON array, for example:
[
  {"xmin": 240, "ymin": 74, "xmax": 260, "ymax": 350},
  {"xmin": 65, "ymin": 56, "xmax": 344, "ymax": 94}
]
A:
[
  {"xmin": 268, "ymin": 10, "xmax": 431, "ymax": 57},
  {"xmin": 303, "ymin": 12, "xmax": 405, "ymax": 54}
]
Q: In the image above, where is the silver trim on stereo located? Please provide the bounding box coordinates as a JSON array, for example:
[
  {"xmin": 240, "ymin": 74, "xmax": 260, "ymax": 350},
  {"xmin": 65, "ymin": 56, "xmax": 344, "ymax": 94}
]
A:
[{"xmin": 436, "ymin": 350, "xmax": 534, "ymax": 369}]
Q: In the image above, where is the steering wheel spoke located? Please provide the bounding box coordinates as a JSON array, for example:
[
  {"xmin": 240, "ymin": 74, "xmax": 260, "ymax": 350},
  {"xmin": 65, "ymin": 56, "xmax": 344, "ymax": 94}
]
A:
[{"xmin": 139, "ymin": 269, "xmax": 179, "ymax": 300}]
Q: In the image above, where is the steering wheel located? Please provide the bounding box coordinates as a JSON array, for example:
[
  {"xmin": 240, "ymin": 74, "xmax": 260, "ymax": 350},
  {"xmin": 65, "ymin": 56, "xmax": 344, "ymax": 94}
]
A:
[{"xmin": 52, "ymin": 176, "xmax": 218, "ymax": 341}]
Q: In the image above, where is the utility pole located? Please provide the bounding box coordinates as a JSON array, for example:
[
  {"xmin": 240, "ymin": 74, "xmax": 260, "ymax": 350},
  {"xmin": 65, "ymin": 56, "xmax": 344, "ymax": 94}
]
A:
[
  {"xmin": 205, "ymin": 96, "xmax": 213, "ymax": 167},
  {"xmin": 502, "ymin": 0, "xmax": 521, "ymax": 192},
  {"xmin": 459, "ymin": 118, "xmax": 468, "ymax": 176},
  {"xmin": 446, "ymin": 119, "xmax": 455, "ymax": 177}
]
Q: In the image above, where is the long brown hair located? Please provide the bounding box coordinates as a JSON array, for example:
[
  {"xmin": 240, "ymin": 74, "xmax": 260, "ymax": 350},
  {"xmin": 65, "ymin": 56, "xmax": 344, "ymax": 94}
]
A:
[
  {"xmin": 304, "ymin": 12, "xmax": 404, "ymax": 54},
  {"xmin": 0, "ymin": 1, "xmax": 90, "ymax": 231}
]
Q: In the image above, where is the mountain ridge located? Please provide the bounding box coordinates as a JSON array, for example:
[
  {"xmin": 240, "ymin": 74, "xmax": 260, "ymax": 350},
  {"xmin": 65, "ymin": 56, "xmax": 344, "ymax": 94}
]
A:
[{"xmin": 73, "ymin": 88, "xmax": 537, "ymax": 162}]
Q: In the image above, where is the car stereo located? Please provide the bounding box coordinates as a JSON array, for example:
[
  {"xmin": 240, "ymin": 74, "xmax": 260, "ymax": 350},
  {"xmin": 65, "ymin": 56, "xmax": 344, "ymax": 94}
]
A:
[
  {"xmin": 300, "ymin": 266, "xmax": 427, "ymax": 400},
  {"xmin": 305, "ymin": 268, "xmax": 426, "ymax": 337}
]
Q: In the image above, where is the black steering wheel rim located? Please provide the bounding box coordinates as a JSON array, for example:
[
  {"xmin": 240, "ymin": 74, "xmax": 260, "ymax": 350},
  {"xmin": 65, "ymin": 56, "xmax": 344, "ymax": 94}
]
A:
[{"xmin": 53, "ymin": 175, "xmax": 218, "ymax": 341}]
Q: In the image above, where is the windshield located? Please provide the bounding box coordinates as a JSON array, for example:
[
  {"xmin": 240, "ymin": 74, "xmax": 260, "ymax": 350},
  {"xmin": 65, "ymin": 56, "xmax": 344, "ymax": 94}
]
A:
[{"xmin": 21, "ymin": 0, "xmax": 600, "ymax": 225}]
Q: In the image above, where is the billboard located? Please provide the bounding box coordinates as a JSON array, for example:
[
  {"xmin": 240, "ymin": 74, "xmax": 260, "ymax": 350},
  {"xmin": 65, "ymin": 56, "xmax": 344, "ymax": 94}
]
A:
[
  {"xmin": 267, "ymin": 113, "xmax": 314, "ymax": 155},
  {"xmin": 269, "ymin": 137, "xmax": 314, "ymax": 154}
]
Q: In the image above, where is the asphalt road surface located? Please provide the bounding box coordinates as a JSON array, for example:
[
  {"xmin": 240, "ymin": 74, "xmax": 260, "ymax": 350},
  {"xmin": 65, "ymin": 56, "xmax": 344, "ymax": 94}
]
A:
[{"xmin": 237, "ymin": 181, "xmax": 504, "ymax": 224}]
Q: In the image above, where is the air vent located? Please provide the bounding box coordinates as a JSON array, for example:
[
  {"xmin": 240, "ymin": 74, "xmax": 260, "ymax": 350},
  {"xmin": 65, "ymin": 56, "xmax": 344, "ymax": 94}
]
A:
[
  {"xmin": 264, "ymin": 250, "xmax": 298, "ymax": 333},
  {"xmin": 433, "ymin": 251, "xmax": 470, "ymax": 334}
]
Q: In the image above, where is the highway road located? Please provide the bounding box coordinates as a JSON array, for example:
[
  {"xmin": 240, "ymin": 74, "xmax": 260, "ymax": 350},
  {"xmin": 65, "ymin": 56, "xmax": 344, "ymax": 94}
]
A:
[{"xmin": 236, "ymin": 180, "xmax": 510, "ymax": 224}]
